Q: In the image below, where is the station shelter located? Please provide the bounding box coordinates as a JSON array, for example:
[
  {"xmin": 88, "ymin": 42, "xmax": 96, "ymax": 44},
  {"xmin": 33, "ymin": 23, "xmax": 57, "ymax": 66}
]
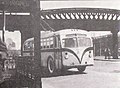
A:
[{"xmin": 0, "ymin": 0, "xmax": 120, "ymax": 88}]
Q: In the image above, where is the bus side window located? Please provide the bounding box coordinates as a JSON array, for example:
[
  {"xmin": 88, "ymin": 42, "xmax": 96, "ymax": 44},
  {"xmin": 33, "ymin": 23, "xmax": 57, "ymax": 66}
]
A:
[
  {"xmin": 54, "ymin": 36, "xmax": 60, "ymax": 48},
  {"xmin": 50, "ymin": 37, "xmax": 53, "ymax": 48},
  {"xmin": 54, "ymin": 36, "xmax": 57, "ymax": 48},
  {"xmin": 41, "ymin": 42, "xmax": 43, "ymax": 49},
  {"xmin": 41, "ymin": 40, "xmax": 43, "ymax": 49},
  {"xmin": 43, "ymin": 39, "xmax": 46, "ymax": 48},
  {"xmin": 58, "ymin": 35, "xmax": 61, "ymax": 48},
  {"xmin": 50, "ymin": 44, "xmax": 53, "ymax": 48},
  {"xmin": 47, "ymin": 38, "xmax": 50, "ymax": 48}
]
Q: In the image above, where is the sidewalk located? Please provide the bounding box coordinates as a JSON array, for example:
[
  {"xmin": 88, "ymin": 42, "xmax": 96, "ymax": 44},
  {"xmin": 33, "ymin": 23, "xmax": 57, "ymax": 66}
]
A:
[
  {"xmin": 94, "ymin": 56, "xmax": 120, "ymax": 61},
  {"xmin": 42, "ymin": 83, "xmax": 55, "ymax": 88}
]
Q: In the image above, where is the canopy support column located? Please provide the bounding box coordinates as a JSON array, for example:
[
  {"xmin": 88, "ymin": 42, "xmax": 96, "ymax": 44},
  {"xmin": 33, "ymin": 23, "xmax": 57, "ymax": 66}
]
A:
[
  {"xmin": 31, "ymin": 0, "xmax": 42, "ymax": 88},
  {"xmin": 111, "ymin": 30, "xmax": 118, "ymax": 59}
]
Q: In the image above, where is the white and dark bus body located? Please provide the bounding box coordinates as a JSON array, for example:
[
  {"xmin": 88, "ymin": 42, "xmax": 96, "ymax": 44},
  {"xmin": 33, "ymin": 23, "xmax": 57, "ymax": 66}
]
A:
[{"xmin": 22, "ymin": 29, "xmax": 94, "ymax": 75}]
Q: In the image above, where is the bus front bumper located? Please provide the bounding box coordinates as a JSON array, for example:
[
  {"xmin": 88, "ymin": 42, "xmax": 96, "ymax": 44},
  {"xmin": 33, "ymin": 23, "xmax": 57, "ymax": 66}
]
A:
[{"xmin": 63, "ymin": 64, "xmax": 94, "ymax": 69}]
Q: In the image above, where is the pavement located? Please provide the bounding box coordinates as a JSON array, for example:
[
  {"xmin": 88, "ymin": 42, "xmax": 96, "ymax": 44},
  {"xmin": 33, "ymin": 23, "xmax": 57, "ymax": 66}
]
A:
[
  {"xmin": 0, "ymin": 56, "xmax": 120, "ymax": 88},
  {"xmin": 94, "ymin": 56, "xmax": 120, "ymax": 61},
  {"xmin": 42, "ymin": 83, "xmax": 55, "ymax": 88}
]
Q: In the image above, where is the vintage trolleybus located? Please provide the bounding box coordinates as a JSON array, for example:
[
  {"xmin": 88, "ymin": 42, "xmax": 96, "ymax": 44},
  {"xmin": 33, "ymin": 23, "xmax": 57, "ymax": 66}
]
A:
[{"xmin": 23, "ymin": 29, "xmax": 94, "ymax": 75}]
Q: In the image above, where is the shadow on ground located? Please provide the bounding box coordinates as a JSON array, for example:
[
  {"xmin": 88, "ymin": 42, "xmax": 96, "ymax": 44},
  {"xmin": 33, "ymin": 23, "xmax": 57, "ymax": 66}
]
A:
[
  {"xmin": 42, "ymin": 70, "xmax": 87, "ymax": 78},
  {"xmin": 0, "ymin": 69, "xmax": 87, "ymax": 88}
]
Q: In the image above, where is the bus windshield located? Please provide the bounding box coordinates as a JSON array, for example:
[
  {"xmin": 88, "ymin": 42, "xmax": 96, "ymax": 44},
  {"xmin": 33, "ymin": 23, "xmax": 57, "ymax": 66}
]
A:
[
  {"xmin": 78, "ymin": 37, "xmax": 91, "ymax": 47},
  {"xmin": 24, "ymin": 40, "xmax": 34, "ymax": 51},
  {"xmin": 63, "ymin": 38, "xmax": 77, "ymax": 48}
]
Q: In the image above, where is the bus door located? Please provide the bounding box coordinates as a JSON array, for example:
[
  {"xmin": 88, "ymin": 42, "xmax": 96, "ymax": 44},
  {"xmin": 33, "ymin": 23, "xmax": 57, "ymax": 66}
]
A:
[{"xmin": 54, "ymin": 35, "xmax": 62, "ymax": 70}]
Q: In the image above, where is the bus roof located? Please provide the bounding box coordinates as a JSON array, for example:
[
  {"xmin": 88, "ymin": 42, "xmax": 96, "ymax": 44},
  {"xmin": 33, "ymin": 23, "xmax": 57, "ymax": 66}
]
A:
[
  {"xmin": 25, "ymin": 29, "xmax": 91, "ymax": 42},
  {"xmin": 41, "ymin": 31, "xmax": 54, "ymax": 38},
  {"xmin": 41, "ymin": 29, "xmax": 90, "ymax": 38}
]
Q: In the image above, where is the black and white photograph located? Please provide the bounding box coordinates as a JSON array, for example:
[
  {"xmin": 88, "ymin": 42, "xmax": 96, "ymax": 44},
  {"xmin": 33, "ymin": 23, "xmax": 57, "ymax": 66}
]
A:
[{"xmin": 0, "ymin": 0, "xmax": 120, "ymax": 88}]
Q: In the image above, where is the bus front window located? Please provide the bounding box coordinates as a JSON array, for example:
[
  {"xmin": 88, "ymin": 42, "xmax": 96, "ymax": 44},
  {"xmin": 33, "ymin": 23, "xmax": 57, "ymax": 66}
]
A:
[
  {"xmin": 78, "ymin": 37, "xmax": 91, "ymax": 47},
  {"xmin": 63, "ymin": 38, "xmax": 77, "ymax": 48},
  {"xmin": 24, "ymin": 41, "xmax": 34, "ymax": 51}
]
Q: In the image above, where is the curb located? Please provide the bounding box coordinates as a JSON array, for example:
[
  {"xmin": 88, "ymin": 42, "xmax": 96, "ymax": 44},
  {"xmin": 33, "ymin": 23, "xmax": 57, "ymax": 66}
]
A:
[{"xmin": 94, "ymin": 59, "xmax": 120, "ymax": 62}]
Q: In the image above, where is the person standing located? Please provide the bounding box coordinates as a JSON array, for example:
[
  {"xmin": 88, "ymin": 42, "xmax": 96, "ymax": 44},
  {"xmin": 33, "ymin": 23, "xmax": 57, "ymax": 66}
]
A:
[{"xmin": 104, "ymin": 47, "xmax": 110, "ymax": 59}]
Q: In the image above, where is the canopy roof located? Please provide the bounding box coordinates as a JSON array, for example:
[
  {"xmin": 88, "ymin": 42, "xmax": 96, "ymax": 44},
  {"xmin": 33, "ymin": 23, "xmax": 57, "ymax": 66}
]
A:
[
  {"xmin": 41, "ymin": 8, "xmax": 120, "ymax": 32},
  {"xmin": 0, "ymin": 0, "xmax": 119, "ymax": 32}
]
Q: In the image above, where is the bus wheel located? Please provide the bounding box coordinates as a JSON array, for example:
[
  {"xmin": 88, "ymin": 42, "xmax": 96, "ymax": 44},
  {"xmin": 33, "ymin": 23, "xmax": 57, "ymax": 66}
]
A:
[
  {"xmin": 47, "ymin": 57, "xmax": 55, "ymax": 75},
  {"xmin": 77, "ymin": 66, "xmax": 86, "ymax": 72}
]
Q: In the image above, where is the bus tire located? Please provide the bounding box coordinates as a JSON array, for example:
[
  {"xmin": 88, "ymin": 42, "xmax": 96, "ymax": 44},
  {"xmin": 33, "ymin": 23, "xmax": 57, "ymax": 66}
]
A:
[
  {"xmin": 47, "ymin": 57, "xmax": 55, "ymax": 75},
  {"xmin": 77, "ymin": 66, "xmax": 86, "ymax": 72}
]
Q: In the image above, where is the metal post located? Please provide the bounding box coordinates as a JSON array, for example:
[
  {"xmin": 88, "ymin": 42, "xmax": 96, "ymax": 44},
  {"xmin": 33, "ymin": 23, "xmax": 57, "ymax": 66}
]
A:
[
  {"xmin": 93, "ymin": 41, "xmax": 96, "ymax": 56},
  {"xmin": 2, "ymin": 10, "xmax": 6, "ymax": 42},
  {"xmin": 99, "ymin": 40, "xmax": 101, "ymax": 56},
  {"xmin": 20, "ymin": 31, "xmax": 24, "ymax": 56}
]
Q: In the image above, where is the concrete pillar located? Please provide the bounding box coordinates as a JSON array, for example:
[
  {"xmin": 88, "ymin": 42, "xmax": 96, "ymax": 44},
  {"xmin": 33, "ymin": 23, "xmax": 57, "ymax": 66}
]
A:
[
  {"xmin": 31, "ymin": 0, "xmax": 42, "ymax": 88},
  {"xmin": 111, "ymin": 30, "xmax": 118, "ymax": 59}
]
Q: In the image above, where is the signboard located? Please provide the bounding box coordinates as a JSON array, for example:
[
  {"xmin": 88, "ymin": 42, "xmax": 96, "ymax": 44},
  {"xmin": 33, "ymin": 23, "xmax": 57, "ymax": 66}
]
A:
[{"xmin": 0, "ymin": 0, "xmax": 38, "ymax": 12}]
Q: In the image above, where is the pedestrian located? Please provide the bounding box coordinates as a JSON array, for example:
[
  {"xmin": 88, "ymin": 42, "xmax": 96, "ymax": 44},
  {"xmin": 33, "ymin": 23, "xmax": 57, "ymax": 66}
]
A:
[{"xmin": 104, "ymin": 47, "xmax": 110, "ymax": 59}]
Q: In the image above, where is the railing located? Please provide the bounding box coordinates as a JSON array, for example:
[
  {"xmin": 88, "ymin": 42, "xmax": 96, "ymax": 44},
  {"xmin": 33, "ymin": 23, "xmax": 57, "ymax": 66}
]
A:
[{"xmin": 15, "ymin": 56, "xmax": 36, "ymax": 79}]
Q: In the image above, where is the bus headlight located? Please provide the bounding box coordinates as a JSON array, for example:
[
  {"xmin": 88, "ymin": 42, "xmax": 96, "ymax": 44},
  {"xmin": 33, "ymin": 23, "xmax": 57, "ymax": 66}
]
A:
[
  {"xmin": 89, "ymin": 51, "xmax": 92, "ymax": 58},
  {"xmin": 64, "ymin": 52, "xmax": 69, "ymax": 59}
]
